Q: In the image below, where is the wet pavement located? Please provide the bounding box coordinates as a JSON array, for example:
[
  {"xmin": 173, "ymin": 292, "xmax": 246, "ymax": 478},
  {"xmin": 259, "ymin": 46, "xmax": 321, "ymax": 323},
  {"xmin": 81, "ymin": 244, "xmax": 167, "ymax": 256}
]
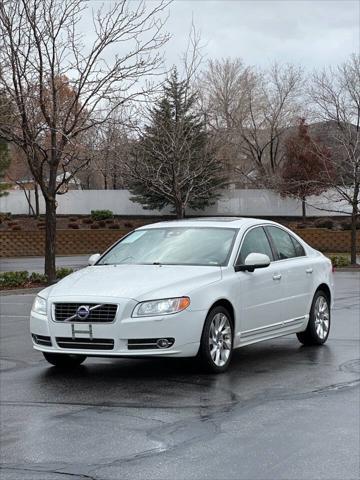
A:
[{"xmin": 0, "ymin": 272, "xmax": 359, "ymax": 480}]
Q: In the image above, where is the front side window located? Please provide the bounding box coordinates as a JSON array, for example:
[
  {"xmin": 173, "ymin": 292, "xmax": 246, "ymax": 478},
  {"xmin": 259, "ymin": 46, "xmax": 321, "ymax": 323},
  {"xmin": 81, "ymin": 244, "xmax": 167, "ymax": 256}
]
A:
[
  {"xmin": 237, "ymin": 227, "xmax": 274, "ymax": 264},
  {"xmin": 97, "ymin": 227, "xmax": 237, "ymax": 267},
  {"xmin": 266, "ymin": 227, "xmax": 297, "ymax": 260}
]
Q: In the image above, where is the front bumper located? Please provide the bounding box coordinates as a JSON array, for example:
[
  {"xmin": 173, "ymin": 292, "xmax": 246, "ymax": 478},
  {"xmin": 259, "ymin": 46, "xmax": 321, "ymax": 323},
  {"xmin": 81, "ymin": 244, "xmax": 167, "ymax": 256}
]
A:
[{"xmin": 30, "ymin": 298, "xmax": 205, "ymax": 358}]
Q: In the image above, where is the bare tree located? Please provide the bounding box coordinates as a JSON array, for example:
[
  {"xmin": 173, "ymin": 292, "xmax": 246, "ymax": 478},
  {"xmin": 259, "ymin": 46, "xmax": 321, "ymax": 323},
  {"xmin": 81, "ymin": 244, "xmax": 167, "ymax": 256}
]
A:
[
  {"xmin": 200, "ymin": 58, "xmax": 253, "ymax": 131},
  {"xmin": 239, "ymin": 63, "xmax": 304, "ymax": 183},
  {"xmin": 310, "ymin": 54, "xmax": 360, "ymax": 264},
  {"xmin": 0, "ymin": 0, "xmax": 169, "ymax": 281},
  {"xmin": 198, "ymin": 58, "xmax": 255, "ymax": 183},
  {"xmin": 91, "ymin": 118, "xmax": 131, "ymax": 190},
  {"xmin": 199, "ymin": 60, "xmax": 304, "ymax": 186}
]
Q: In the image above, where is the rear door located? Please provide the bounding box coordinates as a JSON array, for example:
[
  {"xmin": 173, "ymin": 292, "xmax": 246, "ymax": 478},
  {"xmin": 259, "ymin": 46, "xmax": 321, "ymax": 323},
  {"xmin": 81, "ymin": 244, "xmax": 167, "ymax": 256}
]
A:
[{"xmin": 265, "ymin": 226, "xmax": 313, "ymax": 322}]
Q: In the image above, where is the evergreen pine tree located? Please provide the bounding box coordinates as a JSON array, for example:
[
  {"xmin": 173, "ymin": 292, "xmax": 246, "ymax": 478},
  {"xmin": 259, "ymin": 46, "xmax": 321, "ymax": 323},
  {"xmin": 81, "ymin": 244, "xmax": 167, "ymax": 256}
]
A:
[{"xmin": 127, "ymin": 69, "xmax": 225, "ymax": 218}]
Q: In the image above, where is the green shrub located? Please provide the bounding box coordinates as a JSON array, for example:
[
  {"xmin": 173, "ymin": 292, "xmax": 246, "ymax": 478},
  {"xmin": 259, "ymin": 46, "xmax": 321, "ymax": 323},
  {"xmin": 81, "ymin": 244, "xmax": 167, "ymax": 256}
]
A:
[
  {"xmin": 314, "ymin": 219, "xmax": 334, "ymax": 229},
  {"xmin": 340, "ymin": 217, "xmax": 360, "ymax": 230},
  {"xmin": 29, "ymin": 272, "xmax": 47, "ymax": 284},
  {"xmin": 0, "ymin": 212, "xmax": 12, "ymax": 221},
  {"xmin": 0, "ymin": 271, "xmax": 29, "ymax": 288},
  {"xmin": 91, "ymin": 209, "xmax": 113, "ymax": 221},
  {"xmin": 0, "ymin": 267, "xmax": 74, "ymax": 289},
  {"xmin": 56, "ymin": 267, "xmax": 74, "ymax": 279},
  {"xmin": 328, "ymin": 254, "xmax": 351, "ymax": 268}
]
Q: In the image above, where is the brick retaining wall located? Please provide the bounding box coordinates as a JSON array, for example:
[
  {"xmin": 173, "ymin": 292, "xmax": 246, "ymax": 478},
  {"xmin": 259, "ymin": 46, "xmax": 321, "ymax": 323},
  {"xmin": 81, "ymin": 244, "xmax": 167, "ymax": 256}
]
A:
[
  {"xmin": 0, "ymin": 228, "xmax": 358, "ymax": 258},
  {"xmin": 0, "ymin": 229, "xmax": 128, "ymax": 257},
  {"xmin": 294, "ymin": 229, "xmax": 359, "ymax": 254}
]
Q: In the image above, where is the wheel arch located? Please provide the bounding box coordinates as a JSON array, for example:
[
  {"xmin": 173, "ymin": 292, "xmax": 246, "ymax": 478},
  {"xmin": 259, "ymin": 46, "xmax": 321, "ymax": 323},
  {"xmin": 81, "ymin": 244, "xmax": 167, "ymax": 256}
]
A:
[
  {"xmin": 207, "ymin": 299, "xmax": 235, "ymax": 331},
  {"xmin": 315, "ymin": 283, "xmax": 331, "ymax": 304}
]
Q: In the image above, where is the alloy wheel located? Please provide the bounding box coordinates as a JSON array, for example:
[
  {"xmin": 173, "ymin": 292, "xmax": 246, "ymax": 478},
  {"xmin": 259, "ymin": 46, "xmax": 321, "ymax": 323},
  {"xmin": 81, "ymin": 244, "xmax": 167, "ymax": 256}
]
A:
[
  {"xmin": 314, "ymin": 295, "xmax": 330, "ymax": 340},
  {"xmin": 208, "ymin": 312, "xmax": 232, "ymax": 367}
]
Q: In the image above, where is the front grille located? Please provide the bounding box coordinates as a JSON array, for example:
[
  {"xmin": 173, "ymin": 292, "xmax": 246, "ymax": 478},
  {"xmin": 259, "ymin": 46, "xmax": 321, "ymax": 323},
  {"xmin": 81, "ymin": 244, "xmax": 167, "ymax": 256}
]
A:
[
  {"xmin": 128, "ymin": 338, "xmax": 175, "ymax": 350},
  {"xmin": 56, "ymin": 337, "xmax": 114, "ymax": 350},
  {"xmin": 32, "ymin": 334, "xmax": 52, "ymax": 346},
  {"xmin": 54, "ymin": 303, "xmax": 118, "ymax": 323}
]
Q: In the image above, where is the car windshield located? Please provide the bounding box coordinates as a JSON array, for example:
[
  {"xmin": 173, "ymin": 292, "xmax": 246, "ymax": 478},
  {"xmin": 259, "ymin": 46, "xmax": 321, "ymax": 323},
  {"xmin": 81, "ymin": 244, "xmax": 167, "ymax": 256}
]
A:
[{"xmin": 97, "ymin": 227, "xmax": 237, "ymax": 267}]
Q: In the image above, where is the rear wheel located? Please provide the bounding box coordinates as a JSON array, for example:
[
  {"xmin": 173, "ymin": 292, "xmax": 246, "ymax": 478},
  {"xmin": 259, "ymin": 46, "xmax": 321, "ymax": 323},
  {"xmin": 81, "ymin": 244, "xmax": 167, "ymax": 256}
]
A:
[
  {"xmin": 43, "ymin": 352, "xmax": 87, "ymax": 367},
  {"xmin": 297, "ymin": 290, "xmax": 330, "ymax": 346},
  {"xmin": 199, "ymin": 306, "xmax": 233, "ymax": 373}
]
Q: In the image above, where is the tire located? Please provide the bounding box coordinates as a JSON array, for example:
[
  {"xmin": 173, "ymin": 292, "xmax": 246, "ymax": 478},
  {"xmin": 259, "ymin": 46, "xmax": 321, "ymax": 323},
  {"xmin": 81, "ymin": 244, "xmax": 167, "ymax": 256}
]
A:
[
  {"xmin": 198, "ymin": 306, "xmax": 233, "ymax": 373},
  {"xmin": 297, "ymin": 290, "xmax": 330, "ymax": 346},
  {"xmin": 43, "ymin": 352, "xmax": 87, "ymax": 367}
]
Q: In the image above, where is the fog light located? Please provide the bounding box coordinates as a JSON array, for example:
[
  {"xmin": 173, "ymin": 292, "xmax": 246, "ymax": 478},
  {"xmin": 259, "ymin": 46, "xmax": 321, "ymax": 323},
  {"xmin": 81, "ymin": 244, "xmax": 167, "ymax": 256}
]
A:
[{"xmin": 157, "ymin": 338, "xmax": 170, "ymax": 348}]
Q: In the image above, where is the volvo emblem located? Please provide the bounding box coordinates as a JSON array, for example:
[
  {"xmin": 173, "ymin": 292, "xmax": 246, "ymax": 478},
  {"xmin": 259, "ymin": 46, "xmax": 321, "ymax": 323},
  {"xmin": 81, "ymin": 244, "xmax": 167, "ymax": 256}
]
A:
[{"xmin": 76, "ymin": 305, "xmax": 90, "ymax": 320}]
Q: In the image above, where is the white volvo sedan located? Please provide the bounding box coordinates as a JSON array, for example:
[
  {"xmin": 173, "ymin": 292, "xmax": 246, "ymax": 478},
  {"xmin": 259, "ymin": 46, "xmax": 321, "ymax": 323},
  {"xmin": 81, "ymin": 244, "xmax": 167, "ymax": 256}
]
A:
[{"xmin": 30, "ymin": 218, "xmax": 334, "ymax": 373}]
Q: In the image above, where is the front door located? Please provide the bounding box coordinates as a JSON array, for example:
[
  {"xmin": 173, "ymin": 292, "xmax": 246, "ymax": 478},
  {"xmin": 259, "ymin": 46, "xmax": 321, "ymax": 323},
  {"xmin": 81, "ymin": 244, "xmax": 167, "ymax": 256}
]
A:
[{"xmin": 235, "ymin": 226, "xmax": 285, "ymax": 343}]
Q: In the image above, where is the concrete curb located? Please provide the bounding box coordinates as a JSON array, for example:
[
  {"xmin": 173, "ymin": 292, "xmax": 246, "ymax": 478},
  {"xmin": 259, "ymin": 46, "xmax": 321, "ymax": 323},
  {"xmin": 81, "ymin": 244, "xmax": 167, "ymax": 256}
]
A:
[{"xmin": 0, "ymin": 286, "xmax": 44, "ymax": 296}]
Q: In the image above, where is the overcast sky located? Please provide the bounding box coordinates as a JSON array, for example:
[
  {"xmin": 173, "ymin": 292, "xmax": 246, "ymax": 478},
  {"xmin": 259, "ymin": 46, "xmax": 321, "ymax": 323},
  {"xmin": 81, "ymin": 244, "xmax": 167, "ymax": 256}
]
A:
[
  {"xmin": 84, "ymin": 0, "xmax": 359, "ymax": 73},
  {"xmin": 152, "ymin": 0, "xmax": 358, "ymax": 72},
  {"xmin": 163, "ymin": 0, "xmax": 359, "ymax": 70}
]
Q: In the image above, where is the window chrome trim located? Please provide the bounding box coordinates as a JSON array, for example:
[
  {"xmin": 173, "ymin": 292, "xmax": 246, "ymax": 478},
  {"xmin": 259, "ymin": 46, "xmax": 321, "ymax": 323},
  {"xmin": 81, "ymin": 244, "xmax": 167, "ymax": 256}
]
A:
[
  {"xmin": 233, "ymin": 223, "xmax": 308, "ymax": 268},
  {"xmin": 233, "ymin": 224, "xmax": 276, "ymax": 267},
  {"xmin": 264, "ymin": 225, "xmax": 307, "ymax": 263}
]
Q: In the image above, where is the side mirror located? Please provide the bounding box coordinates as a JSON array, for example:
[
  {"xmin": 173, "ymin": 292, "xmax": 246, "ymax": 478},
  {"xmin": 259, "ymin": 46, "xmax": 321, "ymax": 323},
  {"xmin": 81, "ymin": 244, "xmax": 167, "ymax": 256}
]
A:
[
  {"xmin": 88, "ymin": 253, "xmax": 101, "ymax": 266},
  {"xmin": 235, "ymin": 253, "xmax": 271, "ymax": 272}
]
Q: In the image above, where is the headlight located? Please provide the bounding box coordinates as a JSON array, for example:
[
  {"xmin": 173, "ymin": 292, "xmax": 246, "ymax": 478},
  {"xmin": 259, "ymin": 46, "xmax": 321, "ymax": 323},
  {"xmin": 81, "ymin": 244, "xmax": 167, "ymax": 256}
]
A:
[
  {"xmin": 32, "ymin": 295, "xmax": 47, "ymax": 315},
  {"xmin": 132, "ymin": 297, "xmax": 190, "ymax": 317}
]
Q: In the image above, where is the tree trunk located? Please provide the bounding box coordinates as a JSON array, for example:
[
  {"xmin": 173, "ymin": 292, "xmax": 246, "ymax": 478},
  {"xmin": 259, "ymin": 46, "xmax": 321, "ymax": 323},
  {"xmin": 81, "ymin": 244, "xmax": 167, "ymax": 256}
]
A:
[
  {"xmin": 175, "ymin": 201, "xmax": 185, "ymax": 219},
  {"xmin": 302, "ymin": 197, "xmax": 306, "ymax": 222},
  {"xmin": 350, "ymin": 185, "xmax": 359, "ymax": 265},
  {"xmin": 34, "ymin": 182, "xmax": 40, "ymax": 218},
  {"xmin": 44, "ymin": 198, "xmax": 57, "ymax": 283},
  {"xmin": 350, "ymin": 213, "xmax": 357, "ymax": 265}
]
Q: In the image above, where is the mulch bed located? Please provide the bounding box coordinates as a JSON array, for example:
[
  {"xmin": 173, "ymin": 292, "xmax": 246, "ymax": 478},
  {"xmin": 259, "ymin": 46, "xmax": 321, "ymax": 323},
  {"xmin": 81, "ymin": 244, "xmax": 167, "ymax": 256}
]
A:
[{"xmin": 0, "ymin": 215, "xmax": 164, "ymax": 232}]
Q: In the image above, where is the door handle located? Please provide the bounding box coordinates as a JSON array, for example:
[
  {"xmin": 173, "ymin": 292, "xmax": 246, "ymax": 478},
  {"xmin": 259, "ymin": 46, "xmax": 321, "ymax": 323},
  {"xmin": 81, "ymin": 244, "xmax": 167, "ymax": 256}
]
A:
[
  {"xmin": 272, "ymin": 274, "xmax": 282, "ymax": 280},
  {"xmin": 306, "ymin": 268, "xmax": 313, "ymax": 274}
]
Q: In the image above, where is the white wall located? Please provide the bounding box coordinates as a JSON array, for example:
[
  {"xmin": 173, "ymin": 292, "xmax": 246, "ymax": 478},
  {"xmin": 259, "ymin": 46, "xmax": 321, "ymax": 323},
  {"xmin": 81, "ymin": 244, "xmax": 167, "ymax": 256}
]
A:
[{"xmin": 0, "ymin": 188, "xmax": 351, "ymax": 217}]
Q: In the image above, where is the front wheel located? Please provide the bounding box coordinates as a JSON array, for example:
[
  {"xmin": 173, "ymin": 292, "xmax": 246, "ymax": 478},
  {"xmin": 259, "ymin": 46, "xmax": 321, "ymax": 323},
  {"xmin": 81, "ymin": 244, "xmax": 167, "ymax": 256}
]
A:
[
  {"xmin": 43, "ymin": 352, "xmax": 87, "ymax": 368},
  {"xmin": 297, "ymin": 290, "xmax": 330, "ymax": 346},
  {"xmin": 198, "ymin": 306, "xmax": 233, "ymax": 373}
]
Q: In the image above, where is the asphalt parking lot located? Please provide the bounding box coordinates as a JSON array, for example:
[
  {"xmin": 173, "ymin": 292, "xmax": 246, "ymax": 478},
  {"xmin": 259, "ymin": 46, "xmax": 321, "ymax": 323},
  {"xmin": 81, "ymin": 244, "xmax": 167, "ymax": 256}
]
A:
[{"xmin": 0, "ymin": 272, "xmax": 359, "ymax": 480}]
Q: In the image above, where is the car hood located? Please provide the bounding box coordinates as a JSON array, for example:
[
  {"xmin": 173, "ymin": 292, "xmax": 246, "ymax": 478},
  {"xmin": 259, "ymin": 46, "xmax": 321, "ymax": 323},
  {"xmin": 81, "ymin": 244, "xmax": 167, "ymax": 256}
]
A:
[{"xmin": 47, "ymin": 264, "xmax": 222, "ymax": 301}]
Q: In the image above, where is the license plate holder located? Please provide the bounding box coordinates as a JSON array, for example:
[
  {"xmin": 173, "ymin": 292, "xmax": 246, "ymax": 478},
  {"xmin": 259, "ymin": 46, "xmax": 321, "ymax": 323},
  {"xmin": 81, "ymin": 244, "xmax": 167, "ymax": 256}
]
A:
[{"xmin": 71, "ymin": 324, "xmax": 93, "ymax": 340}]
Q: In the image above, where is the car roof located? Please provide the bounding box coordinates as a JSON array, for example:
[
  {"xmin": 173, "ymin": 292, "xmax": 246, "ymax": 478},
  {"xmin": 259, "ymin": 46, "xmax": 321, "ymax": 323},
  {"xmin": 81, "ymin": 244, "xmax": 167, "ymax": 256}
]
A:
[{"xmin": 137, "ymin": 217, "xmax": 280, "ymax": 230}]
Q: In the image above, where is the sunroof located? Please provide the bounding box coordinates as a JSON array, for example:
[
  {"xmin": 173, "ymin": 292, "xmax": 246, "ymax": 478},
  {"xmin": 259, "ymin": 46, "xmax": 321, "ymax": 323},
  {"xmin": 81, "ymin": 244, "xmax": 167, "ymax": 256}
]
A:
[{"xmin": 186, "ymin": 217, "xmax": 242, "ymax": 222}]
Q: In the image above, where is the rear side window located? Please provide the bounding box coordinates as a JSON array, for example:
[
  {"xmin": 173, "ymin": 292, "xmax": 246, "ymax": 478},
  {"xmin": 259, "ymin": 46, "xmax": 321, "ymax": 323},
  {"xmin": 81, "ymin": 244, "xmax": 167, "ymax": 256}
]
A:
[
  {"xmin": 237, "ymin": 227, "xmax": 274, "ymax": 264},
  {"xmin": 291, "ymin": 236, "xmax": 306, "ymax": 257},
  {"xmin": 266, "ymin": 227, "xmax": 297, "ymax": 260}
]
